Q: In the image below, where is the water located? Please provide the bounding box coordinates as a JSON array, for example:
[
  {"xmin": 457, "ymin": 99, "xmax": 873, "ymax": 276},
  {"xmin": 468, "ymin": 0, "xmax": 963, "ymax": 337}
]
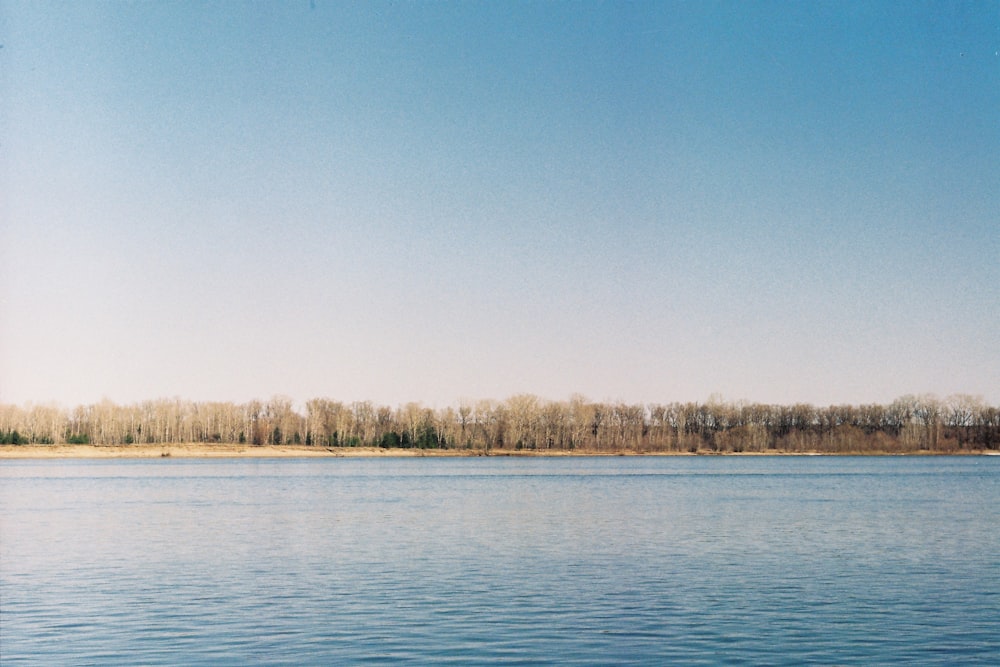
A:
[{"xmin": 2, "ymin": 456, "xmax": 998, "ymax": 665}]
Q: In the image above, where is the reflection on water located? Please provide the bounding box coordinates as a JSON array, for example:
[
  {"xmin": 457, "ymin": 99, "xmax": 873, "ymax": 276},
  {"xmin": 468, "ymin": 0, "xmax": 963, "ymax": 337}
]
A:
[{"xmin": 2, "ymin": 456, "xmax": 998, "ymax": 664}]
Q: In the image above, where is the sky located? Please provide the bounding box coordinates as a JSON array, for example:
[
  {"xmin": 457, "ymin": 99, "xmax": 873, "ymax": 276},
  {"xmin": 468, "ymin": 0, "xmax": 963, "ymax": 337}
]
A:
[{"xmin": 2, "ymin": 1, "xmax": 998, "ymax": 409}]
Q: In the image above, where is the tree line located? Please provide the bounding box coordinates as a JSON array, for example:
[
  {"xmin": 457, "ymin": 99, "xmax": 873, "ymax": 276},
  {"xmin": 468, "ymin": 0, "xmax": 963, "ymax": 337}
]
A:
[{"xmin": 1, "ymin": 394, "xmax": 998, "ymax": 453}]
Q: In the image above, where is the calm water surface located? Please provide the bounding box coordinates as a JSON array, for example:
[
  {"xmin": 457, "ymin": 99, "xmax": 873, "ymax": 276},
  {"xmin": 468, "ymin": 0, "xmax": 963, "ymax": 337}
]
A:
[{"xmin": 2, "ymin": 456, "xmax": 998, "ymax": 665}]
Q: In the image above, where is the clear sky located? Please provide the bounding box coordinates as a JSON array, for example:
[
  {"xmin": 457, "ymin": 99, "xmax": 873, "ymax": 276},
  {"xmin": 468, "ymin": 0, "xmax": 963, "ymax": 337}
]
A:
[{"xmin": 2, "ymin": 1, "xmax": 998, "ymax": 409}]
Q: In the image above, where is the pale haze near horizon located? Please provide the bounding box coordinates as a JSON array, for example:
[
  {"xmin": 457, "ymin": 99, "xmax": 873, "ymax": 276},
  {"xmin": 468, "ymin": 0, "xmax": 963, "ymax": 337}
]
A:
[{"xmin": 2, "ymin": 1, "xmax": 998, "ymax": 410}]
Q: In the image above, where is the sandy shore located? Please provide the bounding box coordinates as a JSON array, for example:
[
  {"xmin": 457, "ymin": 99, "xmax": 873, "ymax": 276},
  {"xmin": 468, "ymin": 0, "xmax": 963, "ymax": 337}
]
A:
[
  {"xmin": 0, "ymin": 444, "xmax": 481, "ymax": 459},
  {"xmin": 0, "ymin": 444, "xmax": 759, "ymax": 459},
  {"xmin": 0, "ymin": 445, "xmax": 696, "ymax": 459},
  {"xmin": 0, "ymin": 444, "xmax": 990, "ymax": 459},
  {"xmin": 0, "ymin": 444, "xmax": 620, "ymax": 459}
]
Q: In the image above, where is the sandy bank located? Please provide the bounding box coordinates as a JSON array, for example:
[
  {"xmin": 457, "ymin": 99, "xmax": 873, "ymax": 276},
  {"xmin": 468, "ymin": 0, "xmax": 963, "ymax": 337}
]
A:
[
  {"xmin": 0, "ymin": 445, "xmax": 665, "ymax": 459},
  {"xmin": 0, "ymin": 444, "xmax": 991, "ymax": 459},
  {"xmin": 0, "ymin": 445, "xmax": 761, "ymax": 459},
  {"xmin": 0, "ymin": 444, "xmax": 478, "ymax": 459},
  {"xmin": 0, "ymin": 444, "xmax": 605, "ymax": 459}
]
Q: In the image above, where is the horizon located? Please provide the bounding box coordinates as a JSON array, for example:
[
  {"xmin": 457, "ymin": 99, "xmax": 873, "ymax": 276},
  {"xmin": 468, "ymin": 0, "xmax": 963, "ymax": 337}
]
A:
[{"xmin": 3, "ymin": 1, "xmax": 998, "ymax": 408}]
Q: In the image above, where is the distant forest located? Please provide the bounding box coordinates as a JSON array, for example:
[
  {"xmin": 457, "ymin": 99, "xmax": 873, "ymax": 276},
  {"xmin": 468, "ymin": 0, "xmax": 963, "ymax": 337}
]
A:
[{"xmin": 1, "ymin": 394, "xmax": 998, "ymax": 453}]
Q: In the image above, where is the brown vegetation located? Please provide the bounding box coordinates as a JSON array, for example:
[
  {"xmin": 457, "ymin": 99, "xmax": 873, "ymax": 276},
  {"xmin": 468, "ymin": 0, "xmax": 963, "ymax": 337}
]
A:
[{"xmin": 0, "ymin": 394, "xmax": 997, "ymax": 454}]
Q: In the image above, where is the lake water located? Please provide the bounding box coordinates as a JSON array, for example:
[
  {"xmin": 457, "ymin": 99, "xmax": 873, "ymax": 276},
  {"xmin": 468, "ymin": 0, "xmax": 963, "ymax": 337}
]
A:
[{"xmin": 1, "ymin": 456, "xmax": 998, "ymax": 665}]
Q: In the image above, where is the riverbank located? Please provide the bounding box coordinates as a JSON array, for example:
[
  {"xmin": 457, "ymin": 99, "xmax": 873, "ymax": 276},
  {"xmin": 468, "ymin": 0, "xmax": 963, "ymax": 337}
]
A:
[
  {"xmin": 0, "ymin": 444, "xmax": 450, "ymax": 459},
  {"xmin": 0, "ymin": 444, "xmax": 994, "ymax": 459}
]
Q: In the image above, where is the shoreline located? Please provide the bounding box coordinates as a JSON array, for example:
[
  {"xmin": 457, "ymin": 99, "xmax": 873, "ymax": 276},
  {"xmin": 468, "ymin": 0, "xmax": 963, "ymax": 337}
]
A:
[{"xmin": 0, "ymin": 444, "xmax": 993, "ymax": 459}]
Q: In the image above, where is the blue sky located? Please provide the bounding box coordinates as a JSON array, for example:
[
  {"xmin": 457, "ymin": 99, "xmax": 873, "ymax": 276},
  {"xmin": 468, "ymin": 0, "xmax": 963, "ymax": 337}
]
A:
[{"xmin": 2, "ymin": 1, "xmax": 998, "ymax": 408}]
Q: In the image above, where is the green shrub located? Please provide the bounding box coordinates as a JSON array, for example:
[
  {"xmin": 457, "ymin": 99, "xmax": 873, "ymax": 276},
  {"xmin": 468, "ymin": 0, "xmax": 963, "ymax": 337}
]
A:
[{"xmin": 0, "ymin": 430, "xmax": 25, "ymax": 444}]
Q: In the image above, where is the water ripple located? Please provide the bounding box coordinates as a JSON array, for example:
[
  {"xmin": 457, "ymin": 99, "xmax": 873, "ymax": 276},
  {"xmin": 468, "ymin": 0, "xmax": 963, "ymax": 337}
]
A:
[{"xmin": 2, "ymin": 456, "xmax": 998, "ymax": 665}]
